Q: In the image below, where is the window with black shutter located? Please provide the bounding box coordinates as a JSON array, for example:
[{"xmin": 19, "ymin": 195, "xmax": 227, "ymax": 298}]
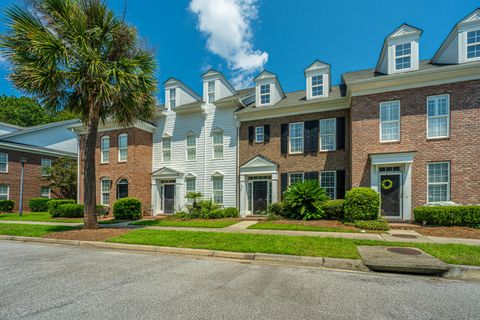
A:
[
  {"xmin": 280, "ymin": 123, "xmax": 288, "ymax": 155},
  {"xmin": 305, "ymin": 171, "xmax": 319, "ymax": 181},
  {"xmin": 264, "ymin": 124, "xmax": 270, "ymax": 142},
  {"xmin": 281, "ymin": 173, "xmax": 288, "ymax": 199},
  {"xmin": 248, "ymin": 126, "xmax": 254, "ymax": 145},
  {"xmin": 336, "ymin": 117, "xmax": 345, "ymax": 150},
  {"xmin": 336, "ymin": 170, "xmax": 346, "ymax": 199}
]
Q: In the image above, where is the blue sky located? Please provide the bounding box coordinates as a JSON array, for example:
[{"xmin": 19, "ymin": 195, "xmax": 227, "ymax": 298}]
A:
[{"xmin": 0, "ymin": 0, "xmax": 478, "ymax": 102}]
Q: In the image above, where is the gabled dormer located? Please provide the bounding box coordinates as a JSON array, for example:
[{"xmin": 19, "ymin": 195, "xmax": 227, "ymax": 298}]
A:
[
  {"xmin": 164, "ymin": 78, "xmax": 201, "ymax": 110},
  {"xmin": 253, "ymin": 71, "xmax": 285, "ymax": 107},
  {"xmin": 432, "ymin": 8, "xmax": 480, "ymax": 65},
  {"xmin": 375, "ymin": 24, "xmax": 422, "ymax": 75},
  {"xmin": 304, "ymin": 60, "xmax": 331, "ymax": 100},
  {"xmin": 201, "ymin": 69, "xmax": 236, "ymax": 104}
]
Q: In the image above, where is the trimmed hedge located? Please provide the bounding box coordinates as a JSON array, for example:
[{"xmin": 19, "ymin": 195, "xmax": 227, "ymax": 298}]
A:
[
  {"xmin": 353, "ymin": 219, "xmax": 390, "ymax": 231},
  {"xmin": 344, "ymin": 187, "xmax": 380, "ymax": 222},
  {"xmin": 48, "ymin": 199, "xmax": 76, "ymax": 217},
  {"xmin": 222, "ymin": 207, "xmax": 239, "ymax": 218},
  {"xmin": 323, "ymin": 199, "xmax": 345, "ymax": 220},
  {"xmin": 414, "ymin": 206, "xmax": 480, "ymax": 228},
  {"xmin": 29, "ymin": 198, "xmax": 51, "ymax": 212},
  {"xmin": 0, "ymin": 200, "xmax": 15, "ymax": 213},
  {"xmin": 58, "ymin": 204, "xmax": 84, "ymax": 218},
  {"xmin": 113, "ymin": 197, "xmax": 142, "ymax": 220}
]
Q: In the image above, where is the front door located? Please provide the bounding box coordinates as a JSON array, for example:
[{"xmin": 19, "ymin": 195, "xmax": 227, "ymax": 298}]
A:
[
  {"xmin": 253, "ymin": 181, "xmax": 268, "ymax": 214},
  {"xmin": 163, "ymin": 184, "xmax": 175, "ymax": 214},
  {"xmin": 380, "ymin": 174, "xmax": 402, "ymax": 218}
]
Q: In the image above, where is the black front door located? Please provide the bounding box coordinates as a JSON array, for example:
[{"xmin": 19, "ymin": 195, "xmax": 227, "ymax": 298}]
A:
[
  {"xmin": 380, "ymin": 174, "xmax": 401, "ymax": 218},
  {"xmin": 253, "ymin": 181, "xmax": 268, "ymax": 214},
  {"xmin": 164, "ymin": 185, "xmax": 175, "ymax": 214}
]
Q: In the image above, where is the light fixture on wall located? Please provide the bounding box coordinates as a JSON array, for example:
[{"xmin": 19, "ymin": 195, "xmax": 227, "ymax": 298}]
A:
[{"xmin": 19, "ymin": 157, "xmax": 27, "ymax": 217}]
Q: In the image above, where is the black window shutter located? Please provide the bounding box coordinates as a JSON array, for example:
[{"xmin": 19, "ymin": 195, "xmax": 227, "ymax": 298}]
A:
[
  {"xmin": 304, "ymin": 121, "xmax": 311, "ymax": 153},
  {"xmin": 306, "ymin": 171, "xmax": 319, "ymax": 181},
  {"xmin": 264, "ymin": 124, "xmax": 270, "ymax": 143},
  {"xmin": 248, "ymin": 126, "xmax": 254, "ymax": 145},
  {"xmin": 336, "ymin": 170, "xmax": 346, "ymax": 199},
  {"xmin": 336, "ymin": 117, "xmax": 345, "ymax": 150},
  {"xmin": 281, "ymin": 173, "xmax": 288, "ymax": 199},
  {"xmin": 310, "ymin": 121, "xmax": 319, "ymax": 153},
  {"xmin": 280, "ymin": 124, "xmax": 288, "ymax": 155}
]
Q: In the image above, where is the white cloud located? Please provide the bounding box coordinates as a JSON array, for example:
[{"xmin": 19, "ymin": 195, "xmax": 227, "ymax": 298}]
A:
[{"xmin": 189, "ymin": 0, "xmax": 268, "ymax": 88}]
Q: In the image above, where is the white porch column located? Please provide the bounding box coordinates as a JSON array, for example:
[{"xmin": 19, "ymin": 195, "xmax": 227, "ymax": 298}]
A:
[
  {"xmin": 239, "ymin": 174, "xmax": 247, "ymax": 217},
  {"xmin": 403, "ymin": 163, "xmax": 412, "ymax": 220},
  {"xmin": 271, "ymin": 173, "xmax": 279, "ymax": 204},
  {"xmin": 370, "ymin": 165, "xmax": 379, "ymax": 193},
  {"xmin": 151, "ymin": 179, "xmax": 159, "ymax": 216},
  {"xmin": 175, "ymin": 178, "xmax": 184, "ymax": 213}
]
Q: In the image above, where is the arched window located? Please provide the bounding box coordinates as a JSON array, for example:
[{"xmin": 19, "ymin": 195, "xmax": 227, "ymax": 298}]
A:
[
  {"xmin": 118, "ymin": 134, "xmax": 128, "ymax": 162},
  {"xmin": 101, "ymin": 136, "xmax": 110, "ymax": 163},
  {"xmin": 117, "ymin": 179, "xmax": 129, "ymax": 199}
]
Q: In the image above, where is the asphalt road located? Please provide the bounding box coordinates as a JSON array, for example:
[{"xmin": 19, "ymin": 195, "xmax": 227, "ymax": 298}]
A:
[{"xmin": 1, "ymin": 241, "xmax": 480, "ymax": 320}]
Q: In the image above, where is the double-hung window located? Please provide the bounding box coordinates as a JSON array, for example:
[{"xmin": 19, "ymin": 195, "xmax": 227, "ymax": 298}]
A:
[
  {"xmin": 427, "ymin": 95, "xmax": 449, "ymax": 139},
  {"xmin": 169, "ymin": 88, "xmax": 176, "ymax": 108},
  {"xmin": 255, "ymin": 126, "xmax": 264, "ymax": 143},
  {"xmin": 101, "ymin": 136, "xmax": 110, "ymax": 163},
  {"xmin": 41, "ymin": 159, "xmax": 52, "ymax": 176},
  {"xmin": 380, "ymin": 101, "xmax": 400, "ymax": 142},
  {"xmin": 186, "ymin": 134, "xmax": 196, "ymax": 161},
  {"xmin": 212, "ymin": 131, "xmax": 224, "ymax": 159},
  {"xmin": 260, "ymin": 84, "xmax": 270, "ymax": 105},
  {"xmin": 118, "ymin": 134, "xmax": 128, "ymax": 162},
  {"xmin": 319, "ymin": 118, "xmax": 336, "ymax": 151},
  {"xmin": 186, "ymin": 177, "xmax": 196, "ymax": 194},
  {"xmin": 0, "ymin": 152, "xmax": 7, "ymax": 173},
  {"xmin": 320, "ymin": 171, "xmax": 336, "ymax": 199},
  {"xmin": 428, "ymin": 162, "xmax": 450, "ymax": 203},
  {"xmin": 212, "ymin": 176, "xmax": 223, "ymax": 204},
  {"xmin": 101, "ymin": 178, "xmax": 110, "ymax": 205},
  {"xmin": 0, "ymin": 185, "xmax": 8, "ymax": 200},
  {"xmin": 162, "ymin": 137, "xmax": 171, "ymax": 162},
  {"xmin": 289, "ymin": 122, "xmax": 304, "ymax": 154},
  {"xmin": 467, "ymin": 30, "xmax": 480, "ymax": 60},
  {"xmin": 289, "ymin": 172, "xmax": 304, "ymax": 186},
  {"xmin": 41, "ymin": 186, "xmax": 51, "ymax": 198},
  {"xmin": 207, "ymin": 81, "xmax": 215, "ymax": 103},
  {"xmin": 395, "ymin": 43, "xmax": 411, "ymax": 70},
  {"xmin": 311, "ymin": 75, "xmax": 324, "ymax": 97}
]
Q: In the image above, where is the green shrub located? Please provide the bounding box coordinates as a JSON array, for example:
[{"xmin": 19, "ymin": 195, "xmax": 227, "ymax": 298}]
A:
[
  {"xmin": 96, "ymin": 205, "xmax": 109, "ymax": 217},
  {"xmin": 414, "ymin": 206, "xmax": 480, "ymax": 228},
  {"xmin": 222, "ymin": 207, "xmax": 239, "ymax": 218},
  {"xmin": 283, "ymin": 180, "xmax": 329, "ymax": 220},
  {"xmin": 113, "ymin": 197, "xmax": 142, "ymax": 220},
  {"xmin": 29, "ymin": 198, "xmax": 51, "ymax": 212},
  {"xmin": 323, "ymin": 199, "xmax": 345, "ymax": 220},
  {"xmin": 206, "ymin": 209, "xmax": 225, "ymax": 219},
  {"xmin": 48, "ymin": 199, "xmax": 75, "ymax": 217},
  {"xmin": 344, "ymin": 188, "xmax": 380, "ymax": 222},
  {"xmin": 353, "ymin": 219, "xmax": 390, "ymax": 231},
  {"xmin": 0, "ymin": 200, "xmax": 15, "ymax": 213},
  {"xmin": 58, "ymin": 204, "xmax": 84, "ymax": 218}
]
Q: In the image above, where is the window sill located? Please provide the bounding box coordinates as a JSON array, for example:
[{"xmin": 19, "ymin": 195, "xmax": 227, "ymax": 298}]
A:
[
  {"xmin": 426, "ymin": 136, "xmax": 450, "ymax": 141},
  {"xmin": 0, "ymin": 171, "xmax": 8, "ymax": 174},
  {"xmin": 318, "ymin": 149, "xmax": 337, "ymax": 153},
  {"xmin": 117, "ymin": 161, "xmax": 127, "ymax": 164},
  {"xmin": 100, "ymin": 162, "xmax": 109, "ymax": 165},
  {"xmin": 288, "ymin": 152, "xmax": 304, "ymax": 155},
  {"xmin": 380, "ymin": 140, "xmax": 401, "ymax": 144}
]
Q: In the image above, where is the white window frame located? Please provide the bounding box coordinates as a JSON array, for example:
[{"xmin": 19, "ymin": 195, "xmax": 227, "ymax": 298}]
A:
[
  {"xmin": 100, "ymin": 178, "xmax": 110, "ymax": 206},
  {"xmin": 118, "ymin": 133, "xmax": 128, "ymax": 162},
  {"xmin": 311, "ymin": 75, "xmax": 324, "ymax": 97},
  {"xmin": 207, "ymin": 81, "xmax": 215, "ymax": 103},
  {"xmin": 162, "ymin": 137, "xmax": 172, "ymax": 163},
  {"xmin": 427, "ymin": 162, "xmax": 450, "ymax": 203},
  {"xmin": 186, "ymin": 134, "xmax": 196, "ymax": 161},
  {"xmin": 289, "ymin": 122, "xmax": 304, "ymax": 154},
  {"xmin": 260, "ymin": 84, "xmax": 271, "ymax": 105},
  {"xmin": 255, "ymin": 126, "xmax": 264, "ymax": 143},
  {"xmin": 288, "ymin": 172, "xmax": 304, "ymax": 186},
  {"xmin": 0, "ymin": 152, "xmax": 8, "ymax": 173},
  {"xmin": 169, "ymin": 88, "xmax": 176, "ymax": 108},
  {"xmin": 394, "ymin": 42, "xmax": 412, "ymax": 71},
  {"xmin": 185, "ymin": 177, "xmax": 196, "ymax": 194},
  {"xmin": 212, "ymin": 130, "xmax": 224, "ymax": 160},
  {"xmin": 40, "ymin": 186, "xmax": 51, "ymax": 199},
  {"xmin": 466, "ymin": 30, "xmax": 480, "ymax": 61},
  {"xmin": 320, "ymin": 171, "xmax": 337, "ymax": 199},
  {"xmin": 100, "ymin": 136, "xmax": 110, "ymax": 164},
  {"xmin": 379, "ymin": 101, "xmax": 401, "ymax": 142},
  {"xmin": 0, "ymin": 185, "xmax": 9, "ymax": 200},
  {"xmin": 212, "ymin": 175, "xmax": 224, "ymax": 204},
  {"xmin": 319, "ymin": 118, "xmax": 336, "ymax": 151},
  {"xmin": 41, "ymin": 158, "xmax": 52, "ymax": 177},
  {"xmin": 427, "ymin": 94, "xmax": 450, "ymax": 139}
]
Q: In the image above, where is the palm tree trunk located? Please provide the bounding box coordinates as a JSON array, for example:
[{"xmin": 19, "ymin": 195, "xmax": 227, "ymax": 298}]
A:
[{"xmin": 83, "ymin": 103, "xmax": 100, "ymax": 229}]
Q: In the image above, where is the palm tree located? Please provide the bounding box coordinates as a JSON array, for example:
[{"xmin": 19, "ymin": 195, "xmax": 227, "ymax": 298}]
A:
[{"xmin": 0, "ymin": 0, "xmax": 157, "ymax": 228}]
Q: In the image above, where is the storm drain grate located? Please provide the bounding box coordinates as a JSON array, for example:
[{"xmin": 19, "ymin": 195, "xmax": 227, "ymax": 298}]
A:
[{"xmin": 387, "ymin": 247, "xmax": 422, "ymax": 256}]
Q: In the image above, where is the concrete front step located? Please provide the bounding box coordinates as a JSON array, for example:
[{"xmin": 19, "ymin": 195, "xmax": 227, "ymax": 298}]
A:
[{"xmin": 357, "ymin": 246, "xmax": 450, "ymax": 275}]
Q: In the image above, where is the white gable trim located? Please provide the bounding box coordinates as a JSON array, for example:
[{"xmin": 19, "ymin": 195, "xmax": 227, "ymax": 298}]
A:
[
  {"xmin": 151, "ymin": 167, "xmax": 183, "ymax": 179},
  {"xmin": 240, "ymin": 156, "xmax": 278, "ymax": 175}
]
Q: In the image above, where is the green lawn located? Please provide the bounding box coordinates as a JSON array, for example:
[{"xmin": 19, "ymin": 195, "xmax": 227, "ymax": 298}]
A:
[
  {"xmin": 131, "ymin": 219, "xmax": 239, "ymax": 228},
  {"xmin": 107, "ymin": 229, "xmax": 480, "ymax": 266},
  {"xmin": 0, "ymin": 212, "xmax": 83, "ymax": 224},
  {"xmin": 0, "ymin": 223, "xmax": 78, "ymax": 237},
  {"xmin": 248, "ymin": 221, "xmax": 358, "ymax": 233}
]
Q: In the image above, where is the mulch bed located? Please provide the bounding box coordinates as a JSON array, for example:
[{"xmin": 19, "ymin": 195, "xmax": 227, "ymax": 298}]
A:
[
  {"xmin": 415, "ymin": 227, "xmax": 480, "ymax": 240},
  {"xmin": 266, "ymin": 220, "xmax": 359, "ymax": 231},
  {"xmin": 44, "ymin": 228, "xmax": 131, "ymax": 241}
]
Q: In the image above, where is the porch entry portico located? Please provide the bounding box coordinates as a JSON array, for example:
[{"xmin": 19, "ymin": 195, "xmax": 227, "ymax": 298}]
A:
[
  {"xmin": 370, "ymin": 152, "xmax": 414, "ymax": 221},
  {"xmin": 151, "ymin": 167, "xmax": 183, "ymax": 215}
]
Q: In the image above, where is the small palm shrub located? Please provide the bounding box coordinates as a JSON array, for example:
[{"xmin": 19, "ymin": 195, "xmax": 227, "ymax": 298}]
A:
[
  {"xmin": 283, "ymin": 180, "xmax": 329, "ymax": 220},
  {"xmin": 344, "ymin": 188, "xmax": 380, "ymax": 222},
  {"xmin": 113, "ymin": 197, "xmax": 142, "ymax": 220},
  {"xmin": 29, "ymin": 198, "xmax": 52, "ymax": 212}
]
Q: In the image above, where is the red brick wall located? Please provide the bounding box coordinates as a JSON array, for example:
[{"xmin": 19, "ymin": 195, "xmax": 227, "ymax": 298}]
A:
[
  {"xmin": 350, "ymin": 79, "xmax": 480, "ymax": 208},
  {"xmin": 239, "ymin": 109, "xmax": 350, "ymax": 199},
  {"xmin": 78, "ymin": 128, "xmax": 152, "ymax": 213},
  {"xmin": 0, "ymin": 149, "xmax": 61, "ymax": 211}
]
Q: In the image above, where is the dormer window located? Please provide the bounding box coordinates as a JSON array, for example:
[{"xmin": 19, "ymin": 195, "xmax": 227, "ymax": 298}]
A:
[
  {"xmin": 260, "ymin": 84, "xmax": 270, "ymax": 105},
  {"xmin": 467, "ymin": 30, "xmax": 480, "ymax": 60},
  {"xmin": 395, "ymin": 43, "xmax": 412, "ymax": 70},
  {"xmin": 169, "ymin": 88, "xmax": 176, "ymax": 108},
  {"xmin": 311, "ymin": 75, "xmax": 324, "ymax": 97},
  {"xmin": 207, "ymin": 81, "xmax": 215, "ymax": 103}
]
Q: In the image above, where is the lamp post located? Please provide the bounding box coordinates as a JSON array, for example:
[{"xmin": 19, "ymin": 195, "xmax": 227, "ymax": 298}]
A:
[{"xmin": 19, "ymin": 157, "xmax": 27, "ymax": 217}]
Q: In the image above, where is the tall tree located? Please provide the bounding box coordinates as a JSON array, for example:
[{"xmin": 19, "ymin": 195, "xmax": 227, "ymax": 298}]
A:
[
  {"xmin": 45, "ymin": 157, "xmax": 78, "ymax": 200},
  {"xmin": 0, "ymin": 0, "xmax": 157, "ymax": 228}
]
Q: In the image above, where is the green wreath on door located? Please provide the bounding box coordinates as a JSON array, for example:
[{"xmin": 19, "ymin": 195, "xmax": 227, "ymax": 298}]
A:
[{"xmin": 381, "ymin": 178, "xmax": 393, "ymax": 190}]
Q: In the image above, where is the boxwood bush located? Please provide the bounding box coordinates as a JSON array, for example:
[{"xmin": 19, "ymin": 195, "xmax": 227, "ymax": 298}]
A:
[
  {"xmin": 344, "ymin": 187, "xmax": 380, "ymax": 222},
  {"xmin": 352, "ymin": 219, "xmax": 390, "ymax": 231},
  {"xmin": 29, "ymin": 198, "xmax": 52, "ymax": 212},
  {"xmin": 0, "ymin": 200, "xmax": 15, "ymax": 213},
  {"xmin": 414, "ymin": 206, "xmax": 480, "ymax": 228},
  {"xmin": 48, "ymin": 199, "xmax": 76, "ymax": 217},
  {"xmin": 323, "ymin": 199, "xmax": 345, "ymax": 220},
  {"xmin": 113, "ymin": 197, "xmax": 142, "ymax": 220},
  {"xmin": 222, "ymin": 207, "xmax": 239, "ymax": 218},
  {"xmin": 58, "ymin": 204, "xmax": 84, "ymax": 218}
]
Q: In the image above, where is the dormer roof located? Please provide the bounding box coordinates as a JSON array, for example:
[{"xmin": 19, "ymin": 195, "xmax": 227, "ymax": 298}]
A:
[
  {"xmin": 254, "ymin": 70, "xmax": 286, "ymax": 98},
  {"xmin": 163, "ymin": 77, "xmax": 201, "ymax": 101},
  {"xmin": 201, "ymin": 68, "xmax": 237, "ymax": 97},
  {"xmin": 304, "ymin": 60, "xmax": 330, "ymax": 75}
]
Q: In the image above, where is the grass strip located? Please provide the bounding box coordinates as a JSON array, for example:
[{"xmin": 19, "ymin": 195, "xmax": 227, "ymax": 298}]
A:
[
  {"xmin": 131, "ymin": 219, "xmax": 238, "ymax": 228},
  {"xmin": 0, "ymin": 212, "xmax": 83, "ymax": 224},
  {"xmin": 0, "ymin": 223, "xmax": 78, "ymax": 237},
  {"xmin": 248, "ymin": 221, "xmax": 357, "ymax": 233}
]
